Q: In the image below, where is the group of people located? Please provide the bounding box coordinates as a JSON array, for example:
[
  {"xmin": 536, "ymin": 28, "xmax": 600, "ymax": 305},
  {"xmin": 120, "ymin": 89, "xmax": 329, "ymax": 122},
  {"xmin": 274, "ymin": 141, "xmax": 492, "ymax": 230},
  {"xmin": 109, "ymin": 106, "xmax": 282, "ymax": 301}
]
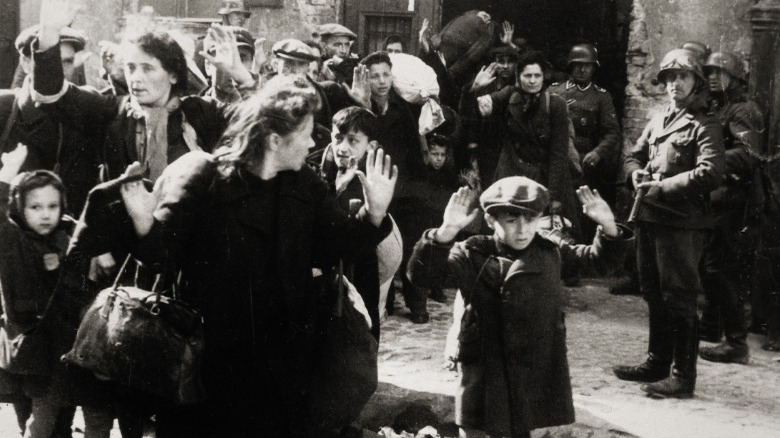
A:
[{"xmin": 0, "ymin": 0, "xmax": 777, "ymax": 437}]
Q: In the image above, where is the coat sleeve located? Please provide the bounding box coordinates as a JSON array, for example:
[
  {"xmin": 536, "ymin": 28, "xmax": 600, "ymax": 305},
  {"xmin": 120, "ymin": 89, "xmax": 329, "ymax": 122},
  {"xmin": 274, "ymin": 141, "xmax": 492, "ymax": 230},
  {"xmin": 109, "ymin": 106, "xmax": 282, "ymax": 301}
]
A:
[
  {"xmin": 31, "ymin": 42, "xmax": 119, "ymax": 130},
  {"xmin": 725, "ymin": 101, "xmax": 763, "ymax": 180},
  {"xmin": 623, "ymin": 119, "xmax": 653, "ymax": 189},
  {"xmin": 407, "ymin": 231, "xmax": 476, "ymax": 291},
  {"xmin": 554, "ymin": 224, "xmax": 634, "ymax": 277},
  {"xmin": 595, "ymin": 92, "xmax": 622, "ymax": 168},
  {"xmin": 547, "ymin": 95, "xmax": 571, "ymax": 204}
]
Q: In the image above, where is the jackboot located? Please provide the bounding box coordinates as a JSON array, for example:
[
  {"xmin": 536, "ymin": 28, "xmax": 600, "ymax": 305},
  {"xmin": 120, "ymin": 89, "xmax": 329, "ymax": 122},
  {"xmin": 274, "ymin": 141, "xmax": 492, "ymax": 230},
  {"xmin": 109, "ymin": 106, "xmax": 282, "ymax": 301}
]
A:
[
  {"xmin": 613, "ymin": 305, "xmax": 673, "ymax": 382},
  {"xmin": 701, "ymin": 279, "xmax": 749, "ymax": 363},
  {"xmin": 698, "ymin": 274, "xmax": 723, "ymax": 342},
  {"xmin": 763, "ymin": 290, "xmax": 780, "ymax": 351},
  {"xmin": 642, "ymin": 317, "xmax": 697, "ymax": 399}
]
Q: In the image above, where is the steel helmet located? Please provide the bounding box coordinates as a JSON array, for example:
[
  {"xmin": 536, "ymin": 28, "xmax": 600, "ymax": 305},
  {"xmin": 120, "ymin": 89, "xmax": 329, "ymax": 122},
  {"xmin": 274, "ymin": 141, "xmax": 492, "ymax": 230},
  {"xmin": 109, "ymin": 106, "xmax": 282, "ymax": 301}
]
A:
[
  {"xmin": 217, "ymin": 0, "xmax": 251, "ymax": 17},
  {"xmin": 703, "ymin": 52, "xmax": 746, "ymax": 83},
  {"xmin": 567, "ymin": 44, "xmax": 600, "ymax": 68},
  {"xmin": 657, "ymin": 48, "xmax": 706, "ymax": 84},
  {"xmin": 680, "ymin": 41, "xmax": 710, "ymax": 63}
]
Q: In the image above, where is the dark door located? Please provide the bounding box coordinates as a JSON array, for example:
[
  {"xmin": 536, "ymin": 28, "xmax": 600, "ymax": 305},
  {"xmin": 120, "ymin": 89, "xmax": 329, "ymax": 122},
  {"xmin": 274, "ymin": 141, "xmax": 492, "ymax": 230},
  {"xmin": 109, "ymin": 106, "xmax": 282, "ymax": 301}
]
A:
[
  {"xmin": 0, "ymin": 0, "xmax": 20, "ymax": 88},
  {"xmin": 344, "ymin": 0, "xmax": 440, "ymax": 56}
]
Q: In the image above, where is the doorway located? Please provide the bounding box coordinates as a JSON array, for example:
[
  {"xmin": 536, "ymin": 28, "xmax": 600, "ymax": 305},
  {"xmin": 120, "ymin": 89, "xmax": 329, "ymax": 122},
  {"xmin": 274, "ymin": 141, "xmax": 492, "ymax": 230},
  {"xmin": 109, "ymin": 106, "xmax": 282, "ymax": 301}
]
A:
[
  {"xmin": 441, "ymin": 0, "xmax": 633, "ymax": 120},
  {"xmin": 0, "ymin": 0, "xmax": 20, "ymax": 88}
]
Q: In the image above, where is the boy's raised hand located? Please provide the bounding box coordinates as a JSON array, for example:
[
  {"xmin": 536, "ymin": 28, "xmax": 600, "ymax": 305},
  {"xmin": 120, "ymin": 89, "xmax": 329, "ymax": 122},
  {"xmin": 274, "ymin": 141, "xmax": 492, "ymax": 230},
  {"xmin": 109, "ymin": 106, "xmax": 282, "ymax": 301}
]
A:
[
  {"xmin": 356, "ymin": 149, "xmax": 397, "ymax": 227},
  {"xmin": 436, "ymin": 187, "xmax": 479, "ymax": 243},
  {"xmin": 0, "ymin": 144, "xmax": 29, "ymax": 183},
  {"xmin": 576, "ymin": 185, "xmax": 619, "ymax": 237}
]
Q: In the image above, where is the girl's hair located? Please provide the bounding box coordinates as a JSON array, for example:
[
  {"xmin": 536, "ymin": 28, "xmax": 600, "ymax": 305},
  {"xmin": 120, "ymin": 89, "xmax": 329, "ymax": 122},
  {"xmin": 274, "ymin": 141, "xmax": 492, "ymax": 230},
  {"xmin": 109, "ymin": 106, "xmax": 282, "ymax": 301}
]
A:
[
  {"xmin": 10, "ymin": 170, "xmax": 67, "ymax": 213},
  {"xmin": 515, "ymin": 50, "xmax": 549, "ymax": 77},
  {"xmin": 124, "ymin": 31, "xmax": 189, "ymax": 96},
  {"xmin": 215, "ymin": 75, "xmax": 321, "ymax": 177}
]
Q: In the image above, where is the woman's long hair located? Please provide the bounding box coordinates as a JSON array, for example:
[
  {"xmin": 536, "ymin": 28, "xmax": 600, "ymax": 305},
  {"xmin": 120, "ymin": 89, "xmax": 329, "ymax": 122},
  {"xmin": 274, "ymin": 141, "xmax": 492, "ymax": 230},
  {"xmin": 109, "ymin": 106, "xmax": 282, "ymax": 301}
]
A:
[{"xmin": 215, "ymin": 76, "xmax": 321, "ymax": 177}]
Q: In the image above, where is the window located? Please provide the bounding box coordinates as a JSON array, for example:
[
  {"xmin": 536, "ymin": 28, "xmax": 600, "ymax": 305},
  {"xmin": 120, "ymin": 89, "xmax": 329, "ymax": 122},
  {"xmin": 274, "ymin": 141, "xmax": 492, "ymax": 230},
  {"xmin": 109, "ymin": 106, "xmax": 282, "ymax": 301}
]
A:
[{"xmin": 363, "ymin": 15, "xmax": 413, "ymax": 54}]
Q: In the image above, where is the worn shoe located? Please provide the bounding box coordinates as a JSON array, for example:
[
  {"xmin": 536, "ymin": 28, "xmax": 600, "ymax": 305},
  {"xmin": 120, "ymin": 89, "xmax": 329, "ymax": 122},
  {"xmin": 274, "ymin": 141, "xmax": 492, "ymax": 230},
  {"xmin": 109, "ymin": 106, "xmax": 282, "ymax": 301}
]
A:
[
  {"xmin": 762, "ymin": 337, "xmax": 780, "ymax": 352},
  {"xmin": 698, "ymin": 330, "xmax": 722, "ymax": 343},
  {"xmin": 409, "ymin": 312, "xmax": 430, "ymax": 324},
  {"xmin": 699, "ymin": 343, "xmax": 749, "ymax": 364},
  {"xmin": 612, "ymin": 361, "xmax": 669, "ymax": 383},
  {"xmin": 429, "ymin": 288, "xmax": 447, "ymax": 303},
  {"xmin": 641, "ymin": 376, "xmax": 695, "ymax": 399}
]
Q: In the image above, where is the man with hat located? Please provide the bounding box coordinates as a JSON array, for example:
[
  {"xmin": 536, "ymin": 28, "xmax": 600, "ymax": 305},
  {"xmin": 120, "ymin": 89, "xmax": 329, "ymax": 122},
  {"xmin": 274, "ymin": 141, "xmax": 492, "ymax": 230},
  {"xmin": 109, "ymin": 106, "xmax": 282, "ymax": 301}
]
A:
[
  {"xmin": 616, "ymin": 49, "xmax": 724, "ymax": 399},
  {"xmin": 697, "ymin": 51, "xmax": 764, "ymax": 363},
  {"xmin": 218, "ymin": 0, "xmax": 251, "ymax": 28},
  {"xmin": 408, "ymin": 178, "xmax": 630, "ymax": 438},
  {"xmin": 318, "ymin": 23, "xmax": 359, "ymax": 84},
  {"xmin": 549, "ymin": 44, "xmax": 621, "ymax": 230}
]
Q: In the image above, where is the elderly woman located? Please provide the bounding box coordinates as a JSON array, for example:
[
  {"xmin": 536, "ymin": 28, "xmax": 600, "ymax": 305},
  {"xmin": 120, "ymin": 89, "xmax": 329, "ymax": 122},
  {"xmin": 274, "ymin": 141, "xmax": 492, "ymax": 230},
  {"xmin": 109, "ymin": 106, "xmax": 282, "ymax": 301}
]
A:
[
  {"xmin": 615, "ymin": 49, "xmax": 724, "ymax": 399},
  {"xmin": 472, "ymin": 50, "xmax": 580, "ymax": 235},
  {"xmin": 117, "ymin": 75, "xmax": 397, "ymax": 437}
]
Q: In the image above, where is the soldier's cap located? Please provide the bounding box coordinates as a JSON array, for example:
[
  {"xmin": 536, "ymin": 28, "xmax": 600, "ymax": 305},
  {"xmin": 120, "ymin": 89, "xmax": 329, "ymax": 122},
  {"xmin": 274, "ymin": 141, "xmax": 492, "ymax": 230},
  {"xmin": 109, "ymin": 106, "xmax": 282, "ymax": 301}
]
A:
[
  {"xmin": 206, "ymin": 26, "xmax": 255, "ymax": 55},
  {"xmin": 15, "ymin": 25, "xmax": 87, "ymax": 57},
  {"xmin": 319, "ymin": 23, "xmax": 357, "ymax": 41},
  {"xmin": 272, "ymin": 39, "xmax": 319, "ymax": 63},
  {"xmin": 217, "ymin": 0, "xmax": 251, "ymax": 16},
  {"xmin": 488, "ymin": 44, "xmax": 519, "ymax": 60},
  {"xmin": 480, "ymin": 176, "xmax": 550, "ymax": 216}
]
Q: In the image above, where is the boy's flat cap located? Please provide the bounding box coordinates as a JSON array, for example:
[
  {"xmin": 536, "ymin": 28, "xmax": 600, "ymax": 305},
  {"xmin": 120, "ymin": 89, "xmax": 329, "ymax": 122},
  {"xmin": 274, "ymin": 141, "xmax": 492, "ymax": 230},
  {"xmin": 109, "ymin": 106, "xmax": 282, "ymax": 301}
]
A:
[
  {"xmin": 272, "ymin": 39, "xmax": 319, "ymax": 62},
  {"xmin": 480, "ymin": 176, "xmax": 550, "ymax": 215},
  {"xmin": 319, "ymin": 23, "xmax": 357, "ymax": 40}
]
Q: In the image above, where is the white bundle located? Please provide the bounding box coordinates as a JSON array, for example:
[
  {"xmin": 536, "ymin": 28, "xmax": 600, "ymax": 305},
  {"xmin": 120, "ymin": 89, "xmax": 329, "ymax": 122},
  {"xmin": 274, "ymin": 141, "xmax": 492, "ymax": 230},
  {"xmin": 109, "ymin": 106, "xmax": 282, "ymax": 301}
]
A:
[{"xmin": 389, "ymin": 53, "xmax": 445, "ymax": 135}]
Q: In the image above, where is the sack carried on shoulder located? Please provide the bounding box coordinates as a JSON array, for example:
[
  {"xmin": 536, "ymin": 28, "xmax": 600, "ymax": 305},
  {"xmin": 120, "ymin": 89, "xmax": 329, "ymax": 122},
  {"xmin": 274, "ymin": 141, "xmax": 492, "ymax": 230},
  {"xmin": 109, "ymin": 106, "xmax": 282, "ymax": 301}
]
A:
[
  {"xmin": 308, "ymin": 261, "xmax": 379, "ymax": 431},
  {"xmin": 62, "ymin": 256, "xmax": 205, "ymax": 405}
]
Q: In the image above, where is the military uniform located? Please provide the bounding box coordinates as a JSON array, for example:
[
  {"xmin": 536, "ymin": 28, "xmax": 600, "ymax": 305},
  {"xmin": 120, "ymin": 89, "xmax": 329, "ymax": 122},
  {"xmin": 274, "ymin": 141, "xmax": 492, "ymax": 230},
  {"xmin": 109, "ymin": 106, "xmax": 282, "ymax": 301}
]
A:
[{"xmin": 548, "ymin": 80, "xmax": 621, "ymax": 199}]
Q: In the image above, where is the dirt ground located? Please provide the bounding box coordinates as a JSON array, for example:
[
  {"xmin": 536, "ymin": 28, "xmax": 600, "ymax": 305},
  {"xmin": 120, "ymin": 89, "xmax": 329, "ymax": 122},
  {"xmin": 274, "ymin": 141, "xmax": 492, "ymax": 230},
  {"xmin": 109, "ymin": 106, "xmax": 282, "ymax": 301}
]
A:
[{"xmin": 1, "ymin": 276, "xmax": 778, "ymax": 437}]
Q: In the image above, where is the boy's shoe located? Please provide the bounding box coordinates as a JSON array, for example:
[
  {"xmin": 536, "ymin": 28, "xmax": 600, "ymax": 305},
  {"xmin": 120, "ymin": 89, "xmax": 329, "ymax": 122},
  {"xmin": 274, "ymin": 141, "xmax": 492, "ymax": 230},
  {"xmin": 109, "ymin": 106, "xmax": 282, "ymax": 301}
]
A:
[
  {"xmin": 699, "ymin": 343, "xmax": 749, "ymax": 364},
  {"xmin": 612, "ymin": 361, "xmax": 669, "ymax": 383},
  {"xmin": 641, "ymin": 376, "xmax": 695, "ymax": 399},
  {"xmin": 409, "ymin": 312, "xmax": 430, "ymax": 324},
  {"xmin": 429, "ymin": 288, "xmax": 447, "ymax": 303}
]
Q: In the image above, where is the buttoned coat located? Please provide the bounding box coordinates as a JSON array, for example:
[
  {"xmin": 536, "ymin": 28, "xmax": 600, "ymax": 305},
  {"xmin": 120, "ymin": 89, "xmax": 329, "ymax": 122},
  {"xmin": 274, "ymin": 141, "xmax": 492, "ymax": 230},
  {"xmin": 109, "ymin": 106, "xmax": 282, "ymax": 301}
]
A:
[
  {"xmin": 408, "ymin": 228, "xmax": 631, "ymax": 435},
  {"xmin": 624, "ymin": 104, "xmax": 724, "ymax": 229}
]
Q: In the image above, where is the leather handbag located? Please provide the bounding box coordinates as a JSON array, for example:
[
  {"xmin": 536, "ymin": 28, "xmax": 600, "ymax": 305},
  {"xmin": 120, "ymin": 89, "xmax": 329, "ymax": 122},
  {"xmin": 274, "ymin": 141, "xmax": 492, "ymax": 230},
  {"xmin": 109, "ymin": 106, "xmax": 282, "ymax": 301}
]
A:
[
  {"xmin": 62, "ymin": 255, "xmax": 206, "ymax": 405},
  {"xmin": 307, "ymin": 261, "xmax": 379, "ymax": 431}
]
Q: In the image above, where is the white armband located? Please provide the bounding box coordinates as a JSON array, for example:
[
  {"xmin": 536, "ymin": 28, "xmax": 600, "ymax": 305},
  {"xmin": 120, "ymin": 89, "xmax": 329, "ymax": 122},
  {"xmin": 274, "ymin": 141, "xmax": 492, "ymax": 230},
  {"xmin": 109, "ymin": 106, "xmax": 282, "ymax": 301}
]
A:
[{"xmin": 477, "ymin": 94, "xmax": 493, "ymax": 116}]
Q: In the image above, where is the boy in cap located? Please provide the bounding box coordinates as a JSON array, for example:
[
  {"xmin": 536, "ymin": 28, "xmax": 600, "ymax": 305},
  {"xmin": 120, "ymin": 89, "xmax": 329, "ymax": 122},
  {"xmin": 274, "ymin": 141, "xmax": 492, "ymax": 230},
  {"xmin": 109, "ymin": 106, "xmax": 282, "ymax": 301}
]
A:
[{"xmin": 408, "ymin": 177, "xmax": 631, "ymax": 438}]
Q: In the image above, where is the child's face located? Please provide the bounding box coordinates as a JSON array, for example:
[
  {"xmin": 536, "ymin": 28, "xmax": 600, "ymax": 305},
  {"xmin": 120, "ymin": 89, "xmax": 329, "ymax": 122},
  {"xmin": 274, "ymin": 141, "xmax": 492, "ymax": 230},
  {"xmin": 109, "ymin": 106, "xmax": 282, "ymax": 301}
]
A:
[
  {"xmin": 332, "ymin": 127, "xmax": 376, "ymax": 168},
  {"xmin": 23, "ymin": 185, "xmax": 62, "ymax": 236},
  {"xmin": 428, "ymin": 145, "xmax": 448, "ymax": 170},
  {"xmin": 486, "ymin": 210, "xmax": 540, "ymax": 251},
  {"xmin": 367, "ymin": 62, "xmax": 393, "ymax": 99}
]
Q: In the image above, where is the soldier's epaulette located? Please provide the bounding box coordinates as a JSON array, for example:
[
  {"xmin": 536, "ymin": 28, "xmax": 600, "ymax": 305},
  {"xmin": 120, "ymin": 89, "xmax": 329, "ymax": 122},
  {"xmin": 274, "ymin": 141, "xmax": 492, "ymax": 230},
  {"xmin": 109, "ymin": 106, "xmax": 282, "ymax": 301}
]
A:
[
  {"xmin": 594, "ymin": 85, "xmax": 607, "ymax": 93},
  {"xmin": 551, "ymin": 81, "xmax": 563, "ymax": 87}
]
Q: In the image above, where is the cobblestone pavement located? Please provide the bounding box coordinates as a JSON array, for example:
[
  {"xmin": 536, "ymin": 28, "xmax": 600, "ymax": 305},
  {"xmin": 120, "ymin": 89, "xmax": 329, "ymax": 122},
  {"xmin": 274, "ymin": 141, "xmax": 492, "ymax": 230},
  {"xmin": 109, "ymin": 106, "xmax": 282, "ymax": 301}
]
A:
[{"xmin": 2, "ymin": 277, "xmax": 779, "ymax": 437}]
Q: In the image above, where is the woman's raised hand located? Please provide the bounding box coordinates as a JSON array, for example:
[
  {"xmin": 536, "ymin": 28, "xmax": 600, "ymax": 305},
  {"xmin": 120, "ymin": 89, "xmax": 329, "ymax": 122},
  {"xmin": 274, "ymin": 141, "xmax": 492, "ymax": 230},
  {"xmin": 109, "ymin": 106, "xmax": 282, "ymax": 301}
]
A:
[
  {"xmin": 576, "ymin": 185, "xmax": 619, "ymax": 237},
  {"xmin": 39, "ymin": 0, "xmax": 82, "ymax": 50},
  {"xmin": 119, "ymin": 162, "xmax": 156, "ymax": 237},
  {"xmin": 356, "ymin": 149, "xmax": 397, "ymax": 226},
  {"xmin": 436, "ymin": 187, "xmax": 479, "ymax": 243}
]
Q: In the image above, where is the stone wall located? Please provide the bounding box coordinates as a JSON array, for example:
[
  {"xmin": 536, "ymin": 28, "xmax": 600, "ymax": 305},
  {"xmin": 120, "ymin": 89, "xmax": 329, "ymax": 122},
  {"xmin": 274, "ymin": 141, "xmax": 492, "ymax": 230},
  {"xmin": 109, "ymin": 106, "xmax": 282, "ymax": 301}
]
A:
[{"xmin": 622, "ymin": 0, "xmax": 755, "ymax": 156}]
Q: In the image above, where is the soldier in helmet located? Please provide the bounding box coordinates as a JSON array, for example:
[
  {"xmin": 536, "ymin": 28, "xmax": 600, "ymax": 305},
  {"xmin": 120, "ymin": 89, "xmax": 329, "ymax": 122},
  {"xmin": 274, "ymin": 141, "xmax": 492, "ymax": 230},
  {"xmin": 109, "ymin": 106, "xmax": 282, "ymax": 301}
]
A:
[
  {"xmin": 698, "ymin": 52, "xmax": 764, "ymax": 364},
  {"xmin": 615, "ymin": 49, "xmax": 725, "ymax": 399},
  {"xmin": 549, "ymin": 44, "xmax": 621, "ymax": 240},
  {"xmin": 681, "ymin": 41, "xmax": 711, "ymax": 65},
  {"xmin": 217, "ymin": 0, "xmax": 251, "ymax": 28}
]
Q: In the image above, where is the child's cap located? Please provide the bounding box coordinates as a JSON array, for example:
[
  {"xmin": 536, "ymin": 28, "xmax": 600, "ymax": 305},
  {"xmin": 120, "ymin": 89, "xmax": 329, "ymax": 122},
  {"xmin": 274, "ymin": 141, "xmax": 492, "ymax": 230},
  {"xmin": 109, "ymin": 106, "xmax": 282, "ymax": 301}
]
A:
[{"xmin": 480, "ymin": 176, "xmax": 549, "ymax": 215}]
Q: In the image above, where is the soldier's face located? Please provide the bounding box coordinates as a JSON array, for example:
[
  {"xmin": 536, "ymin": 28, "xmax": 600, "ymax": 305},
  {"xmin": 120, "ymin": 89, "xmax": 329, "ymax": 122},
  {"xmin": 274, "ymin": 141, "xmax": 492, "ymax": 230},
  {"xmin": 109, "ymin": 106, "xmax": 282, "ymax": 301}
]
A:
[
  {"xmin": 706, "ymin": 68, "xmax": 732, "ymax": 93},
  {"xmin": 571, "ymin": 62, "xmax": 595, "ymax": 84},
  {"xmin": 665, "ymin": 70, "xmax": 696, "ymax": 103},
  {"xmin": 518, "ymin": 63, "xmax": 544, "ymax": 94},
  {"xmin": 227, "ymin": 12, "xmax": 247, "ymax": 27}
]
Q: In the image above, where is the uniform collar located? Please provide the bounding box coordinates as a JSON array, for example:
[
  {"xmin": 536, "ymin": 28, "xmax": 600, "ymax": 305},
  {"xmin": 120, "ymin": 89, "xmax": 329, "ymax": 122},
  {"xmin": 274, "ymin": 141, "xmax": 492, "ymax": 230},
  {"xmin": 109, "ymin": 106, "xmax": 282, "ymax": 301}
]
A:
[{"xmin": 568, "ymin": 80, "xmax": 592, "ymax": 91}]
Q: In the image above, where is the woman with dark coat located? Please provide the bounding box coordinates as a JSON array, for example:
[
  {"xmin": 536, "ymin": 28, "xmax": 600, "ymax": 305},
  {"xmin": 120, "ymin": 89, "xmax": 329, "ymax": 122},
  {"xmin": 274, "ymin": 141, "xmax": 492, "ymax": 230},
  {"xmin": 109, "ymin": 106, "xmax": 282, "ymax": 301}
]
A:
[
  {"xmin": 116, "ymin": 75, "xmax": 397, "ymax": 437},
  {"xmin": 468, "ymin": 50, "xmax": 580, "ymax": 237}
]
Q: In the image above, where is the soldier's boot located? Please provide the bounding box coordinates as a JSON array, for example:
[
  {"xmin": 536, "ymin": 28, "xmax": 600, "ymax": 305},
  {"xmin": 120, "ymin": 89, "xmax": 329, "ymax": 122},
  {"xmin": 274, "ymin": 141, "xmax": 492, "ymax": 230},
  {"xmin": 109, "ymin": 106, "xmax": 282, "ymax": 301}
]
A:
[
  {"xmin": 613, "ymin": 306, "xmax": 673, "ymax": 382},
  {"xmin": 642, "ymin": 317, "xmax": 697, "ymax": 399},
  {"xmin": 763, "ymin": 290, "xmax": 780, "ymax": 351},
  {"xmin": 700, "ymin": 280, "xmax": 749, "ymax": 363},
  {"xmin": 698, "ymin": 274, "xmax": 723, "ymax": 342}
]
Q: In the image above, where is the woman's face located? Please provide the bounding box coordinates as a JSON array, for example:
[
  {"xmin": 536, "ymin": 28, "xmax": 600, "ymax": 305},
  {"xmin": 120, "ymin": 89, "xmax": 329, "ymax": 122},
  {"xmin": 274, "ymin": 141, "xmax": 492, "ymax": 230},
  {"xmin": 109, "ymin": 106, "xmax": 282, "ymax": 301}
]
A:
[
  {"xmin": 665, "ymin": 69, "xmax": 696, "ymax": 103},
  {"xmin": 124, "ymin": 44, "xmax": 177, "ymax": 107},
  {"xmin": 276, "ymin": 114, "xmax": 315, "ymax": 172},
  {"xmin": 518, "ymin": 63, "xmax": 544, "ymax": 94}
]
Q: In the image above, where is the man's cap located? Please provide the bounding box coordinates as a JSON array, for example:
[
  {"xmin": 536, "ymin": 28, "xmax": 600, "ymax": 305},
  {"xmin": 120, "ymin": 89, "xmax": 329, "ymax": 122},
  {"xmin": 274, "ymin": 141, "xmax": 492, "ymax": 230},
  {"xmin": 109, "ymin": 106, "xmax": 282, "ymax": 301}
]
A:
[
  {"xmin": 480, "ymin": 176, "xmax": 550, "ymax": 215},
  {"xmin": 488, "ymin": 44, "xmax": 519, "ymax": 60},
  {"xmin": 319, "ymin": 23, "xmax": 357, "ymax": 41},
  {"xmin": 206, "ymin": 26, "xmax": 255, "ymax": 55},
  {"xmin": 15, "ymin": 25, "xmax": 87, "ymax": 57},
  {"xmin": 217, "ymin": 0, "xmax": 251, "ymax": 16},
  {"xmin": 272, "ymin": 39, "xmax": 319, "ymax": 62}
]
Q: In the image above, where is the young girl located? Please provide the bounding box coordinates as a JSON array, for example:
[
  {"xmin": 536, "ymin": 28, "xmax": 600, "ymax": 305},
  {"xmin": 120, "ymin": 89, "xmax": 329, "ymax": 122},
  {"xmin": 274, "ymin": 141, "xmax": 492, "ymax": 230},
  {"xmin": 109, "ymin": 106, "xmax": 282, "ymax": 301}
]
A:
[{"xmin": 0, "ymin": 144, "xmax": 72, "ymax": 438}]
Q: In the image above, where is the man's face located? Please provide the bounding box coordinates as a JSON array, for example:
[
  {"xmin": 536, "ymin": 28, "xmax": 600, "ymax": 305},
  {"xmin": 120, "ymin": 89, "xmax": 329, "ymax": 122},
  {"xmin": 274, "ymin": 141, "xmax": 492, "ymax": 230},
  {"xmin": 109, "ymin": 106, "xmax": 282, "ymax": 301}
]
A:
[
  {"xmin": 226, "ymin": 12, "xmax": 247, "ymax": 27},
  {"xmin": 60, "ymin": 42, "xmax": 78, "ymax": 83},
  {"xmin": 385, "ymin": 42, "xmax": 403, "ymax": 54},
  {"xmin": 332, "ymin": 126, "xmax": 375, "ymax": 168},
  {"xmin": 665, "ymin": 69, "xmax": 697, "ymax": 103},
  {"xmin": 274, "ymin": 58, "xmax": 309, "ymax": 78},
  {"xmin": 571, "ymin": 62, "xmax": 595, "ymax": 85},
  {"xmin": 706, "ymin": 67, "xmax": 732, "ymax": 93},
  {"xmin": 324, "ymin": 36, "xmax": 351, "ymax": 59},
  {"xmin": 367, "ymin": 62, "xmax": 392, "ymax": 98},
  {"xmin": 495, "ymin": 55, "xmax": 516, "ymax": 80}
]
